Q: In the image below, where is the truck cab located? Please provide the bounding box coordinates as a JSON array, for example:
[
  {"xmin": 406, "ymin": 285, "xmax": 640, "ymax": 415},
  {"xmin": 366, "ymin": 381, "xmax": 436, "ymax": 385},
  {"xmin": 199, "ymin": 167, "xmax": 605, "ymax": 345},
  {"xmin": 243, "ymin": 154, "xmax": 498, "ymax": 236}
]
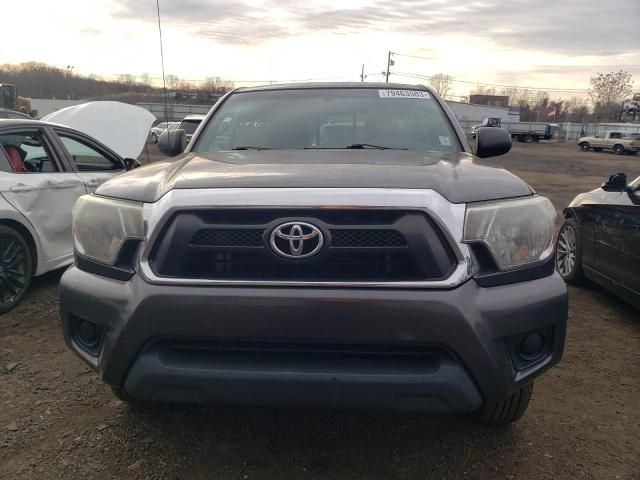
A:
[
  {"xmin": 0, "ymin": 84, "xmax": 17, "ymax": 111},
  {"xmin": 469, "ymin": 117, "xmax": 501, "ymax": 138}
]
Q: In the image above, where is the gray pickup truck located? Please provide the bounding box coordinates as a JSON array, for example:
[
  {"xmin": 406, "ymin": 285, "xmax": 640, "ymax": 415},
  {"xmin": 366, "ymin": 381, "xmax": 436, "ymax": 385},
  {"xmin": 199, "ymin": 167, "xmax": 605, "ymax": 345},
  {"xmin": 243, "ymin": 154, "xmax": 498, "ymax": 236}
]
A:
[{"xmin": 60, "ymin": 83, "xmax": 567, "ymax": 425}]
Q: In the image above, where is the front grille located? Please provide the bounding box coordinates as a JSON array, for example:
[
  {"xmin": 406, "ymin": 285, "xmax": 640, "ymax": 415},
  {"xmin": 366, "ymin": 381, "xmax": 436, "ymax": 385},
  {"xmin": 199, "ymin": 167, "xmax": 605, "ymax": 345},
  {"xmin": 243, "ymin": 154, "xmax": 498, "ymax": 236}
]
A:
[
  {"xmin": 191, "ymin": 229, "xmax": 263, "ymax": 247},
  {"xmin": 149, "ymin": 209, "xmax": 456, "ymax": 283},
  {"xmin": 331, "ymin": 229, "xmax": 407, "ymax": 248},
  {"xmin": 190, "ymin": 228, "xmax": 407, "ymax": 248},
  {"xmin": 152, "ymin": 339, "xmax": 447, "ymax": 372}
]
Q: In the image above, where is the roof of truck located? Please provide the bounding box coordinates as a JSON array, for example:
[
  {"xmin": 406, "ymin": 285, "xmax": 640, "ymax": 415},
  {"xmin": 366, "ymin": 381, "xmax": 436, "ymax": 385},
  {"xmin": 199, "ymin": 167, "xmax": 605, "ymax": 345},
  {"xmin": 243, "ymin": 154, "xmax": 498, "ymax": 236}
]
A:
[{"xmin": 235, "ymin": 82, "xmax": 430, "ymax": 93}]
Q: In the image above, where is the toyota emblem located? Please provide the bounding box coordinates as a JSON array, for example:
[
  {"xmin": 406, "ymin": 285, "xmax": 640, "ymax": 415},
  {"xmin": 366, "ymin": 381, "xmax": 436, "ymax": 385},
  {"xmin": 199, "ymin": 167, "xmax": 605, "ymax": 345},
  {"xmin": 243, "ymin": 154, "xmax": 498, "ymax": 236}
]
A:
[{"xmin": 270, "ymin": 222, "xmax": 324, "ymax": 259}]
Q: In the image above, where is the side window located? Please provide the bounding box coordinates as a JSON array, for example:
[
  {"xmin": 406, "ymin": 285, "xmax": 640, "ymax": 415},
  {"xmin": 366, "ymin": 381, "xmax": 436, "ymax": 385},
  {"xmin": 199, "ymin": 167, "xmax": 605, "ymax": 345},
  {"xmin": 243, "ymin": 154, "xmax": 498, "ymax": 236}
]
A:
[
  {"xmin": 0, "ymin": 131, "xmax": 59, "ymax": 173},
  {"xmin": 595, "ymin": 132, "xmax": 605, "ymax": 139},
  {"xmin": 58, "ymin": 134, "xmax": 122, "ymax": 171},
  {"xmin": 609, "ymin": 132, "xmax": 621, "ymax": 139},
  {"xmin": 179, "ymin": 120, "xmax": 201, "ymax": 135}
]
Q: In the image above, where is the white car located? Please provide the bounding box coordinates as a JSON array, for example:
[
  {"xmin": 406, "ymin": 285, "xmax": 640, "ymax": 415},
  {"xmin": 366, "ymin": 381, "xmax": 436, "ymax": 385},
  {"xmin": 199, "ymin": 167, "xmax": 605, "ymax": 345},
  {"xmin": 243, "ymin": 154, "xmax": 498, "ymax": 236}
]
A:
[
  {"xmin": 0, "ymin": 103, "xmax": 154, "ymax": 313},
  {"xmin": 150, "ymin": 121, "xmax": 179, "ymax": 143}
]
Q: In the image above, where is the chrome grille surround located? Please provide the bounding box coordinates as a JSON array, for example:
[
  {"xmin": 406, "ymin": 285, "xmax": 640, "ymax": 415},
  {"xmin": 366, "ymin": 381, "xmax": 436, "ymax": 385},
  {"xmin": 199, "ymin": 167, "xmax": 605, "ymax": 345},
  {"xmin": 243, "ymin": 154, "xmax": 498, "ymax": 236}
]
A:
[{"xmin": 137, "ymin": 188, "xmax": 477, "ymax": 288}]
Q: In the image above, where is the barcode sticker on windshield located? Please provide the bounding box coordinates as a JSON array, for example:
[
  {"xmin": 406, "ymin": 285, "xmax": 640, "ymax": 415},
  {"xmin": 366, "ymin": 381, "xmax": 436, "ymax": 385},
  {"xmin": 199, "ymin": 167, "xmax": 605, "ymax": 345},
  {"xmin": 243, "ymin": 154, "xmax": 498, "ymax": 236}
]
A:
[
  {"xmin": 439, "ymin": 136, "xmax": 452, "ymax": 146},
  {"xmin": 378, "ymin": 90, "xmax": 431, "ymax": 99}
]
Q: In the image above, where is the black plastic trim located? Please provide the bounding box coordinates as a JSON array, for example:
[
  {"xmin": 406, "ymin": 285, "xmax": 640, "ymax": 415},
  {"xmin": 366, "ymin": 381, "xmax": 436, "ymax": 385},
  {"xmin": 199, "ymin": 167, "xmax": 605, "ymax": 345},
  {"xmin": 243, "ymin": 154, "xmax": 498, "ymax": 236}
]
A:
[
  {"xmin": 75, "ymin": 256, "xmax": 134, "ymax": 281},
  {"xmin": 74, "ymin": 239, "xmax": 141, "ymax": 281},
  {"xmin": 471, "ymin": 242, "xmax": 555, "ymax": 287}
]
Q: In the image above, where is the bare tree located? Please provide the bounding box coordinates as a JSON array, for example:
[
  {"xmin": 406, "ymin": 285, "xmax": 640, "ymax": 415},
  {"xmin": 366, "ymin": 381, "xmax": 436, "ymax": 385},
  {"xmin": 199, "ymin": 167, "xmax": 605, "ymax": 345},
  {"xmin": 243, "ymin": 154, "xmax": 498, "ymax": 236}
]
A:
[
  {"xmin": 140, "ymin": 73, "xmax": 152, "ymax": 87},
  {"xmin": 470, "ymin": 86, "xmax": 496, "ymax": 96},
  {"xmin": 202, "ymin": 76, "xmax": 235, "ymax": 93},
  {"xmin": 589, "ymin": 70, "xmax": 633, "ymax": 120},
  {"xmin": 428, "ymin": 73, "xmax": 453, "ymax": 99},
  {"xmin": 166, "ymin": 74, "xmax": 180, "ymax": 91}
]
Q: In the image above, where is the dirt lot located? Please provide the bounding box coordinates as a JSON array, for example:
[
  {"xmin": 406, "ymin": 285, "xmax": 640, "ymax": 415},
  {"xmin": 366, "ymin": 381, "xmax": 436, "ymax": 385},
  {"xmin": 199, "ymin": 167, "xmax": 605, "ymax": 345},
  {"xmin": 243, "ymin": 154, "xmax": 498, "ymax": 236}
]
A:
[{"xmin": 1, "ymin": 142, "xmax": 639, "ymax": 480}]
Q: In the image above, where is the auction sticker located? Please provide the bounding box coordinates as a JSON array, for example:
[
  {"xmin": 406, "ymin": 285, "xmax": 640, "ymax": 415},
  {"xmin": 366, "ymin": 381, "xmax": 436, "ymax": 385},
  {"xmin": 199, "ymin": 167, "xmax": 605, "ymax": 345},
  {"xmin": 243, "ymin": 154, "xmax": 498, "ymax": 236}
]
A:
[{"xmin": 378, "ymin": 90, "xmax": 431, "ymax": 99}]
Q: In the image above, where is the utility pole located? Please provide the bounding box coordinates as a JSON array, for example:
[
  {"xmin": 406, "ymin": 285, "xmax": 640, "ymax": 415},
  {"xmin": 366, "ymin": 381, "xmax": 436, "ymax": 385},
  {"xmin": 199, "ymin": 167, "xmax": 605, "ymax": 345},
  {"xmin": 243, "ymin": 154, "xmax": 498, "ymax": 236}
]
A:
[
  {"xmin": 360, "ymin": 64, "xmax": 365, "ymax": 82},
  {"xmin": 385, "ymin": 51, "xmax": 393, "ymax": 83}
]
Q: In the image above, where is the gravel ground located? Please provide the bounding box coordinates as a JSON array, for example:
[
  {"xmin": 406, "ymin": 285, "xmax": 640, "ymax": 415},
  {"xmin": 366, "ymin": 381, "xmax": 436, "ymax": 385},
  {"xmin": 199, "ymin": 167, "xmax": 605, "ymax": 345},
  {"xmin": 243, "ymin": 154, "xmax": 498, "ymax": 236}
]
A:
[{"xmin": 1, "ymin": 141, "xmax": 639, "ymax": 480}]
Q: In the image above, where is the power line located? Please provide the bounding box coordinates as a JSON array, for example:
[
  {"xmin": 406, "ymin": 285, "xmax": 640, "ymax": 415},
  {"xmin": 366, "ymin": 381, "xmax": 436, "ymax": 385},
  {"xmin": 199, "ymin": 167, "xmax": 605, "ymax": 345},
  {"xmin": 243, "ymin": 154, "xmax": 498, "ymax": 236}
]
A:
[
  {"xmin": 394, "ymin": 71, "xmax": 590, "ymax": 93},
  {"xmin": 534, "ymin": 64, "xmax": 640, "ymax": 68},
  {"xmin": 155, "ymin": 0, "xmax": 168, "ymax": 124},
  {"xmin": 391, "ymin": 52, "xmax": 434, "ymax": 61}
]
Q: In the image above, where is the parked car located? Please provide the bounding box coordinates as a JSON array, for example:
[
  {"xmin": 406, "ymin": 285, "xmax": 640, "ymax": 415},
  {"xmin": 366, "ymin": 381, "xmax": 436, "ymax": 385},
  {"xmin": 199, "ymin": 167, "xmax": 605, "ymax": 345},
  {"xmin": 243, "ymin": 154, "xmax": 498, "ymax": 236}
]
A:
[
  {"xmin": 60, "ymin": 83, "xmax": 567, "ymax": 425},
  {"xmin": 150, "ymin": 121, "xmax": 179, "ymax": 143},
  {"xmin": 0, "ymin": 116, "xmax": 146, "ymax": 314},
  {"xmin": 0, "ymin": 108, "xmax": 32, "ymax": 120},
  {"xmin": 178, "ymin": 114, "xmax": 205, "ymax": 143},
  {"xmin": 577, "ymin": 131, "xmax": 640, "ymax": 155},
  {"xmin": 556, "ymin": 173, "xmax": 640, "ymax": 309}
]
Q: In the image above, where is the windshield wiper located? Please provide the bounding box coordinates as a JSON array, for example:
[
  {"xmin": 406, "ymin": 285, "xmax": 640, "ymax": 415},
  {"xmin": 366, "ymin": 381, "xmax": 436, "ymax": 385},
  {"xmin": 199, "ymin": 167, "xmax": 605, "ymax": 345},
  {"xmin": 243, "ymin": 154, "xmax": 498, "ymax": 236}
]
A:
[
  {"xmin": 231, "ymin": 146, "xmax": 271, "ymax": 150},
  {"xmin": 303, "ymin": 144, "xmax": 408, "ymax": 150},
  {"xmin": 345, "ymin": 143, "xmax": 407, "ymax": 150}
]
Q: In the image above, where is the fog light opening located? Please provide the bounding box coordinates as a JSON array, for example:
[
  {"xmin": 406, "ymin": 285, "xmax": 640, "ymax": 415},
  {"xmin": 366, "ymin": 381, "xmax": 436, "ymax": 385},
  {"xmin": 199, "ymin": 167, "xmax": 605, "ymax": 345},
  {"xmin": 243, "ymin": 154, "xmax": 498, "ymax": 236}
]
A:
[
  {"xmin": 78, "ymin": 320, "xmax": 99, "ymax": 348},
  {"xmin": 517, "ymin": 332, "xmax": 546, "ymax": 361}
]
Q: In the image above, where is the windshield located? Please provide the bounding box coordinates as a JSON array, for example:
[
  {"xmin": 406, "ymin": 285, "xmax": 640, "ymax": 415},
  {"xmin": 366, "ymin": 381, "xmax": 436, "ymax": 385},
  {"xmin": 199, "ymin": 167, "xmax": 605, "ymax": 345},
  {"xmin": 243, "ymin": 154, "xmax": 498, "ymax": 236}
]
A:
[
  {"xmin": 180, "ymin": 119, "xmax": 202, "ymax": 135},
  {"xmin": 193, "ymin": 88, "xmax": 460, "ymax": 153}
]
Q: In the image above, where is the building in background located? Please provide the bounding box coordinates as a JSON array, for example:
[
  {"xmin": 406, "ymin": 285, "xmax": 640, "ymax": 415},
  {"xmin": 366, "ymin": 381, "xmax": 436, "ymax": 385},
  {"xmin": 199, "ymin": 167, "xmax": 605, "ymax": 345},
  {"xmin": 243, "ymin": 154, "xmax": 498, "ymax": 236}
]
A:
[{"xmin": 468, "ymin": 95, "xmax": 510, "ymax": 108}]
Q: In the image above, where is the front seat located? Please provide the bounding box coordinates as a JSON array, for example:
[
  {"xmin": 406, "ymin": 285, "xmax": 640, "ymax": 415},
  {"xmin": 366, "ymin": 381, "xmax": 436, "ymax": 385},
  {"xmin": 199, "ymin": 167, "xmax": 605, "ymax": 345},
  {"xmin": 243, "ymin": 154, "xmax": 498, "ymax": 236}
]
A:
[{"xmin": 3, "ymin": 145, "xmax": 26, "ymax": 173}]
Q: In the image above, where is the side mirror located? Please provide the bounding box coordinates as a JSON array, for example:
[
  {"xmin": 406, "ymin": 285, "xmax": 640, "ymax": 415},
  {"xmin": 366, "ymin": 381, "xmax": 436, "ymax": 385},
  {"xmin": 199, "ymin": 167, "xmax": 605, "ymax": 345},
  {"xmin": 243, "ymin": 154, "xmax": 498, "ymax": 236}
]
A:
[
  {"xmin": 627, "ymin": 187, "xmax": 640, "ymax": 206},
  {"xmin": 475, "ymin": 127, "xmax": 512, "ymax": 158},
  {"xmin": 602, "ymin": 172, "xmax": 628, "ymax": 192},
  {"xmin": 123, "ymin": 157, "xmax": 141, "ymax": 171},
  {"xmin": 158, "ymin": 129, "xmax": 187, "ymax": 157}
]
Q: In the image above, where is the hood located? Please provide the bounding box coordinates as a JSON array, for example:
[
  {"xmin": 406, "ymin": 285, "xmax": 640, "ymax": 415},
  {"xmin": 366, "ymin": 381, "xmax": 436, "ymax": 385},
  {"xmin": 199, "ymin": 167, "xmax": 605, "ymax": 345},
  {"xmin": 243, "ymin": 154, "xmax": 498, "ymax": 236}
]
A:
[
  {"xmin": 42, "ymin": 101, "xmax": 156, "ymax": 159},
  {"xmin": 95, "ymin": 149, "xmax": 534, "ymax": 204}
]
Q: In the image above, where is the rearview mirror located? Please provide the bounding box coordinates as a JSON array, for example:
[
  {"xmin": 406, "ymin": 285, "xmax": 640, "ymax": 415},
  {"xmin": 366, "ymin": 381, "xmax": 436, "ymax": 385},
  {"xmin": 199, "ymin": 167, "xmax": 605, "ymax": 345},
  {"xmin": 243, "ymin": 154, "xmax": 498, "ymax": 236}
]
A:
[
  {"xmin": 158, "ymin": 129, "xmax": 187, "ymax": 157},
  {"xmin": 475, "ymin": 127, "xmax": 512, "ymax": 158},
  {"xmin": 123, "ymin": 157, "xmax": 141, "ymax": 171}
]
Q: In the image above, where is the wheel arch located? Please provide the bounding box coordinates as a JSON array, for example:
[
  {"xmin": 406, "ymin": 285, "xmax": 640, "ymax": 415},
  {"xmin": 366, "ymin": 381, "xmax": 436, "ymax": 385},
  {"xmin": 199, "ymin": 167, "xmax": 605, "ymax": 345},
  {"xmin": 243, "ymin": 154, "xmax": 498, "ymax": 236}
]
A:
[
  {"xmin": 0, "ymin": 218, "xmax": 39, "ymax": 275},
  {"xmin": 562, "ymin": 207, "xmax": 579, "ymax": 220}
]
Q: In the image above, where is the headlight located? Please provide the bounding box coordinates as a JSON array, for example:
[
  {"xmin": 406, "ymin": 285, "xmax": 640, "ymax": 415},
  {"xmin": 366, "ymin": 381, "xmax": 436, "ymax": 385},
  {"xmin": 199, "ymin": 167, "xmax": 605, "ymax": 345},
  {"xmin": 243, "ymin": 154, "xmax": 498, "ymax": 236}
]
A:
[
  {"xmin": 72, "ymin": 195, "xmax": 144, "ymax": 265},
  {"xmin": 463, "ymin": 196, "xmax": 556, "ymax": 271}
]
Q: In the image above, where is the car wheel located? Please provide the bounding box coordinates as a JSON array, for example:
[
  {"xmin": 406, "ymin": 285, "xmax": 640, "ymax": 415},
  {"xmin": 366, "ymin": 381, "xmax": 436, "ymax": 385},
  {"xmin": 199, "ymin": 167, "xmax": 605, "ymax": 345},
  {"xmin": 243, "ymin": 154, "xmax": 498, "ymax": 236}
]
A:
[
  {"xmin": 593, "ymin": 147, "xmax": 603, "ymax": 152},
  {"xmin": 556, "ymin": 219, "xmax": 585, "ymax": 284},
  {"xmin": 151, "ymin": 132, "xmax": 158, "ymax": 143},
  {"xmin": 524, "ymin": 134, "xmax": 533, "ymax": 143},
  {"xmin": 579, "ymin": 142, "xmax": 590, "ymax": 152},
  {"xmin": 477, "ymin": 382, "xmax": 533, "ymax": 425},
  {"xmin": 613, "ymin": 145, "xmax": 625, "ymax": 155},
  {"xmin": 0, "ymin": 225, "xmax": 33, "ymax": 315}
]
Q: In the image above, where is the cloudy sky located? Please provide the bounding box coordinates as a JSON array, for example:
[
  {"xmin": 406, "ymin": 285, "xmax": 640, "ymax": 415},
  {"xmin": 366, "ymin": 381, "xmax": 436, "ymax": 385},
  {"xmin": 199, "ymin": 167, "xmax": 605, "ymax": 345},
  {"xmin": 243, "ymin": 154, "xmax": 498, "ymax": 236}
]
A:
[{"xmin": 2, "ymin": 0, "xmax": 639, "ymax": 98}]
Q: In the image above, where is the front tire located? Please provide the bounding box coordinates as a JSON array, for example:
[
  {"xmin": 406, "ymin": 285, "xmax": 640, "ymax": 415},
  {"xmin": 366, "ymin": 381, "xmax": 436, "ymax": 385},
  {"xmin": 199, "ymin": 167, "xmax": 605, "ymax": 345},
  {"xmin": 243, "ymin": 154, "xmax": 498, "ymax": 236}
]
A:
[
  {"xmin": 579, "ymin": 142, "xmax": 590, "ymax": 152},
  {"xmin": 556, "ymin": 218, "xmax": 585, "ymax": 284},
  {"xmin": 613, "ymin": 144, "xmax": 625, "ymax": 155},
  {"xmin": 0, "ymin": 226, "xmax": 33, "ymax": 315},
  {"xmin": 477, "ymin": 382, "xmax": 533, "ymax": 425}
]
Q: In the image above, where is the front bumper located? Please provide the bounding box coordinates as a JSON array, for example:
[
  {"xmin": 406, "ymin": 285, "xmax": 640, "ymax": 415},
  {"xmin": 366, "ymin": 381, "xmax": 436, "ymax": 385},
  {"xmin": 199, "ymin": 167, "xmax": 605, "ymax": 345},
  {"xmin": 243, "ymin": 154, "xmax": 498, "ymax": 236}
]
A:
[{"xmin": 59, "ymin": 267, "xmax": 567, "ymax": 412}]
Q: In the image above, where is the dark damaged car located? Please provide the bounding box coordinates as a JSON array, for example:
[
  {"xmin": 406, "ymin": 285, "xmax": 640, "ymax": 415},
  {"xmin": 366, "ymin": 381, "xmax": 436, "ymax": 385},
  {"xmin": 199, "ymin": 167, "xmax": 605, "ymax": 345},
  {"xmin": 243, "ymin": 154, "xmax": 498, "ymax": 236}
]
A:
[{"xmin": 59, "ymin": 83, "xmax": 567, "ymax": 425}]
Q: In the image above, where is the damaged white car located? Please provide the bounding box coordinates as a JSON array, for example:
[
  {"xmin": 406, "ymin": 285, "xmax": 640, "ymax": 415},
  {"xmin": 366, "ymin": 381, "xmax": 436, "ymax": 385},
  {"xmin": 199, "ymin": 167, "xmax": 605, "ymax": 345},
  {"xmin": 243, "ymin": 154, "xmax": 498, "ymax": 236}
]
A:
[{"xmin": 0, "ymin": 101, "xmax": 155, "ymax": 313}]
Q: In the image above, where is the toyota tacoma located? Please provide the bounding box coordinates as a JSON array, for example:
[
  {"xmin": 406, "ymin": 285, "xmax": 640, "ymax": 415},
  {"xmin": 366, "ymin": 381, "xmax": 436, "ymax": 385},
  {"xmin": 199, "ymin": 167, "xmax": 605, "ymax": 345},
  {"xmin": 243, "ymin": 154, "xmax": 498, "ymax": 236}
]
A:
[{"xmin": 59, "ymin": 83, "xmax": 567, "ymax": 425}]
